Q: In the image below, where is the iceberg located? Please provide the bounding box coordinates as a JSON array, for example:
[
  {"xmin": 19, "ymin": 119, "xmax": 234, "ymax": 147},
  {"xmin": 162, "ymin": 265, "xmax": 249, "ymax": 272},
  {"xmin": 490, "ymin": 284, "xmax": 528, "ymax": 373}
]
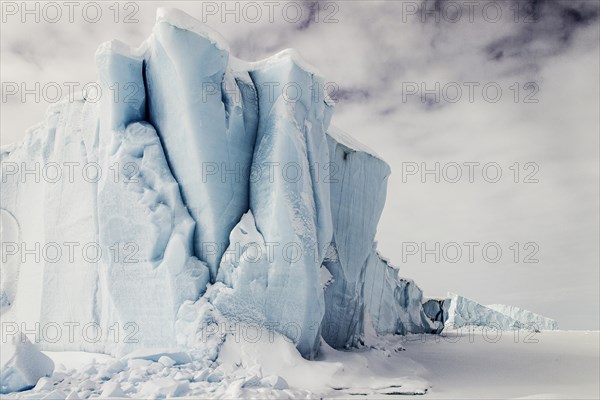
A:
[
  {"xmin": 1, "ymin": 99, "xmax": 105, "ymax": 354},
  {"xmin": 1, "ymin": 7, "xmax": 442, "ymax": 361}
]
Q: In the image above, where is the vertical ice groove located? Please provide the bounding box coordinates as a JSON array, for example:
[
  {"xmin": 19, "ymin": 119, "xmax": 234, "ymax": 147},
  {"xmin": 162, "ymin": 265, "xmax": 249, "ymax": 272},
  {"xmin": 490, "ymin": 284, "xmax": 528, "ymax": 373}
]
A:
[
  {"xmin": 321, "ymin": 130, "xmax": 390, "ymax": 348},
  {"xmin": 1, "ymin": 100, "xmax": 102, "ymax": 352},
  {"xmin": 213, "ymin": 53, "xmax": 333, "ymax": 359},
  {"xmin": 363, "ymin": 251, "xmax": 438, "ymax": 336},
  {"xmin": 95, "ymin": 41, "xmax": 210, "ymax": 354},
  {"xmin": 145, "ymin": 12, "xmax": 256, "ymax": 280},
  {"xmin": 250, "ymin": 55, "xmax": 333, "ymax": 359},
  {"xmin": 95, "ymin": 40, "xmax": 146, "ymax": 132}
]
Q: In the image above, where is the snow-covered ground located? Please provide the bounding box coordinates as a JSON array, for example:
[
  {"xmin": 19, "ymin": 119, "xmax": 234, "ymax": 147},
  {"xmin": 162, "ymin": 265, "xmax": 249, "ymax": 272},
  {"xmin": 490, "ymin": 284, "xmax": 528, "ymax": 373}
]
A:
[
  {"xmin": 404, "ymin": 330, "xmax": 600, "ymax": 399},
  {"xmin": 3, "ymin": 330, "xmax": 597, "ymax": 399}
]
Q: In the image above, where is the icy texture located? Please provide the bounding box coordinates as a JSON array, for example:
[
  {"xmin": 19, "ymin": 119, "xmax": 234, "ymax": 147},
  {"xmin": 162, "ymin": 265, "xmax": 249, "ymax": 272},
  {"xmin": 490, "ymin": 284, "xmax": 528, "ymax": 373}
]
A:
[
  {"xmin": 486, "ymin": 304, "xmax": 558, "ymax": 330},
  {"xmin": 213, "ymin": 49, "xmax": 334, "ymax": 358},
  {"xmin": 0, "ymin": 41, "xmax": 208, "ymax": 354},
  {"xmin": 321, "ymin": 130, "xmax": 439, "ymax": 346},
  {"xmin": 145, "ymin": 8, "xmax": 257, "ymax": 279},
  {"xmin": 0, "ymin": 330, "xmax": 54, "ymax": 394},
  {"xmin": 95, "ymin": 41, "xmax": 210, "ymax": 354},
  {"xmin": 321, "ymin": 128, "xmax": 391, "ymax": 348},
  {"xmin": 1, "ymin": 99, "xmax": 103, "ymax": 353},
  {"xmin": 423, "ymin": 298, "xmax": 450, "ymax": 331},
  {"xmin": 446, "ymin": 293, "xmax": 523, "ymax": 330},
  {"xmin": 364, "ymin": 252, "xmax": 439, "ymax": 335},
  {"xmin": 446, "ymin": 293, "xmax": 558, "ymax": 331}
]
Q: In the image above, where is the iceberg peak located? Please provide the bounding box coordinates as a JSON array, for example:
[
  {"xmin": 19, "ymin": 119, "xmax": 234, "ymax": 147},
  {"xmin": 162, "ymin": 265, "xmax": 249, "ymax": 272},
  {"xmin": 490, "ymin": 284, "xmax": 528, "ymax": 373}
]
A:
[
  {"xmin": 95, "ymin": 39, "xmax": 146, "ymax": 60},
  {"xmin": 155, "ymin": 7, "xmax": 230, "ymax": 52},
  {"xmin": 233, "ymin": 48, "xmax": 325, "ymax": 79}
]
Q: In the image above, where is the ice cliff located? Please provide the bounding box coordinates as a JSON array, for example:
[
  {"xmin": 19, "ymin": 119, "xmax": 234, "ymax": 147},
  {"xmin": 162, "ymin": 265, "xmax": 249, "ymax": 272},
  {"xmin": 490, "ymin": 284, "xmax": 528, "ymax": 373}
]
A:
[{"xmin": 0, "ymin": 8, "xmax": 440, "ymax": 360}]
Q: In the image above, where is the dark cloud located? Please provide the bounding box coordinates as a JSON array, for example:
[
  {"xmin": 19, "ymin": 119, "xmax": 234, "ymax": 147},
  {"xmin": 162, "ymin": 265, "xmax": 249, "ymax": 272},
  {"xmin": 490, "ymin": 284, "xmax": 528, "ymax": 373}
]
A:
[
  {"xmin": 296, "ymin": 0, "xmax": 323, "ymax": 31},
  {"xmin": 330, "ymin": 87, "xmax": 371, "ymax": 103},
  {"xmin": 9, "ymin": 43, "xmax": 42, "ymax": 70},
  {"xmin": 485, "ymin": 0, "xmax": 599, "ymax": 61}
]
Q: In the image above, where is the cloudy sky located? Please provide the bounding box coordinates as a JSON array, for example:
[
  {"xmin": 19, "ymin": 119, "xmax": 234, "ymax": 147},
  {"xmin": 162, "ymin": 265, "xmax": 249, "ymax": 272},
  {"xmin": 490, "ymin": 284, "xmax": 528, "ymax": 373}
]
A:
[{"xmin": 1, "ymin": 0, "xmax": 599, "ymax": 329}]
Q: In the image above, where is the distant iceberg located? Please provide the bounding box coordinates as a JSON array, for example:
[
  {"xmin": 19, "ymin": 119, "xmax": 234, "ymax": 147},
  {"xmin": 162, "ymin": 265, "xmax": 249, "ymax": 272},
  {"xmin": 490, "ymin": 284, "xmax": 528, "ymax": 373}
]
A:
[
  {"xmin": 446, "ymin": 293, "xmax": 558, "ymax": 331},
  {"xmin": 486, "ymin": 303, "xmax": 559, "ymax": 330}
]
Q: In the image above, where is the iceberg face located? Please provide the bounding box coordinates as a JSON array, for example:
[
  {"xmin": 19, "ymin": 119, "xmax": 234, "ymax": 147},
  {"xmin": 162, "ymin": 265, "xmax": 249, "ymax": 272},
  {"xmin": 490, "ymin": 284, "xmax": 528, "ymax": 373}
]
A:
[
  {"xmin": 423, "ymin": 298, "xmax": 450, "ymax": 330},
  {"xmin": 214, "ymin": 52, "xmax": 335, "ymax": 359},
  {"xmin": 444, "ymin": 293, "xmax": 558, "ymax": 331},
  {"xmin": 214, "ymin": 48, "xmax": 336, "ymax": 358},
  {"xmin": 247, "ymin": 50, "xmax": 334, "ymax": 266},
  {"xmin": 321, "ymin": 128, "xmax": 440, "ymax": 347},
  {"xmin": 321, "ymin": 129, "xmax": 390, "ymax": 348},
  {"xmin": 446, "ymin": 293, "xmax": 520, "ymax": 330},
  {"xmin": 145, "ymin": 10, "xmax": 257, "ymax": 280},
  {"xmin": 0, "ymin": 330, "xmax": 54, "ymax": 394},
  {"xmin": 95, "ymin": 42, "xmax": 210, "ymax": 354},
  {"xmin": 1, "ymin": 7, "xmax": 453, "ymax": 361},
  {"xmin": 364, "ymin": 252, "xmax": 439, "ymax": 335},
  {"xmin": 0, "ymin": 40, "xmax": 209, "ymax": 354},
  {"xmin": 485, "ymin": 304, "xmax": 558, "ymax": 330},
  {"xmin": 1, "ymin": 99, "xmax": 102, "ymax": 353}
]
